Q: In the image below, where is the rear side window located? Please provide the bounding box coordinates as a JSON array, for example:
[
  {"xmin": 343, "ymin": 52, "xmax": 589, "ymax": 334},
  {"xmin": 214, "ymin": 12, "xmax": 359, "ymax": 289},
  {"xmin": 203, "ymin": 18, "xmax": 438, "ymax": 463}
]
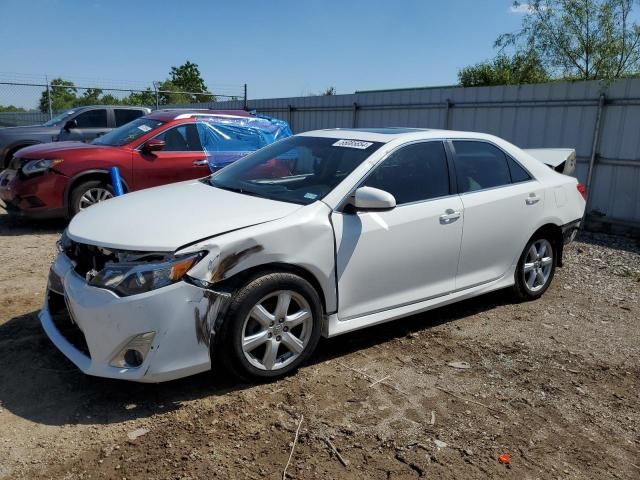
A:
[
  {"xmin": 115, "ymin": 109, "xmax": 144, "ymax": 127},
  {"xmin": 452, "ymin": 141, "xmax": 511, "ymax": 193},
  {"xmin": 507, "ymin": 156, "xmax": 532, "ymax": 183},
  {"xmin": 74, "ymin": 109, "xmax": 108, "ymax": 128},
  {"xmin": 362, "ymin": 141, "xmax": 450, "ymax": 204}
]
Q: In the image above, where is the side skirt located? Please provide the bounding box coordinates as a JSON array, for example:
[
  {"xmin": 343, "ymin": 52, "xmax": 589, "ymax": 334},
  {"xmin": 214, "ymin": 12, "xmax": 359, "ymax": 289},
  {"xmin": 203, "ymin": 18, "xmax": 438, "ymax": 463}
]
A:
[{"xmin": 323, "ymin": 271, "xmax": 515, "ymax": 338}]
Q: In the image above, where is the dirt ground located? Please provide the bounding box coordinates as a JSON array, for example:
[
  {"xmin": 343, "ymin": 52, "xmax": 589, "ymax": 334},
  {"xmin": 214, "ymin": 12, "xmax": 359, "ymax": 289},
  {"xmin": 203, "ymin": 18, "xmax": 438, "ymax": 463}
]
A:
[{"xmin": 0, "ymin": 206, "xmax": 638, "ymax": 480}]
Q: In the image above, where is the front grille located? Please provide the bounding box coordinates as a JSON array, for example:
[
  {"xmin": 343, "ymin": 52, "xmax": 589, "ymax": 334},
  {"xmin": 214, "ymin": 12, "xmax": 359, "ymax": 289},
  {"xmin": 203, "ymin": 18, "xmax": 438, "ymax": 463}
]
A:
[
  {"xmin": 64, "ymin": 240, "xmax": 117, "ymax": 278},
  {"xmin": 47, "ymin": 290, "xmax": 91, "ymax": 358}
]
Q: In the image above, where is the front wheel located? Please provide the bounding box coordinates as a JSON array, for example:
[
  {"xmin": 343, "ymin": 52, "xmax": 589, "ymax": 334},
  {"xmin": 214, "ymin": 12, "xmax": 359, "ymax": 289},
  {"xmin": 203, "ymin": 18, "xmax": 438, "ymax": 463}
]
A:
[
  {"xmin": 217, "ymin": 272, "xmax": 323, "ymax": 380},
  {"xmin": 69, "ymin": 180, "xmax": 114, "ymax": 217},
  {"xmin": 512, "ymin": 235, "xmax": 556, "ymax": 301}
]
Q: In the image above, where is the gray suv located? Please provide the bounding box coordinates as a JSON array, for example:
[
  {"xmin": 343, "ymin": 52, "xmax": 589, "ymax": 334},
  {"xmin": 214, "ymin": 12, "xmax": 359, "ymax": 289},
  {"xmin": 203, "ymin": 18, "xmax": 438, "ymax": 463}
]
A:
[{"xmin": 0, "ymin": 105, "xmax": 151, "ymax": 169}]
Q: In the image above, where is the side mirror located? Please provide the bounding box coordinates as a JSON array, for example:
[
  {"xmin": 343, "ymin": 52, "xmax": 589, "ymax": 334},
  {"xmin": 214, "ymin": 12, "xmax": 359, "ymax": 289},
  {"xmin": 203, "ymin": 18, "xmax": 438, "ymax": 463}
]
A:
[
  {"xmin": 141, "ymin": 138, "xmax": 165, "ymax": 153},
  {"xmin": 63, "ymin": 119, "xmax": 78, "ymax": 132},
  {"xmin": 348, "ymin": 186, "xmax": 396, "ymax": 211}
]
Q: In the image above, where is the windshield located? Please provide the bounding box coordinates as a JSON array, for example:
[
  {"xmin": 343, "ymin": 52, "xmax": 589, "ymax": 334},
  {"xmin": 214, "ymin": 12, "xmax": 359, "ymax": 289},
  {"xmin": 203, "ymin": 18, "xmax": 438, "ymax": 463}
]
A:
[
  {"xmin": 206, "ymin": 136, "xmax": 383, "ymax": 205},
  {"xmin": 92, "ymin": 118, "xmax": 165, "ymax": 147},
  {"xmin": 42, "ymin": 109, "xmax": 76, "ymax": 127}
]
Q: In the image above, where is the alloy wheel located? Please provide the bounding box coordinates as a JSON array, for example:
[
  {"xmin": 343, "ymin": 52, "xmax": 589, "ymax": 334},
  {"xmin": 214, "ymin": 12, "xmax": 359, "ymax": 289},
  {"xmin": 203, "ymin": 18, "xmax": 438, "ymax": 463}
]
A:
[
  {"xmin": 78, "ymin": 187, "xmax": 113, "ymax": 211},
  {"xmin": 241, "ymin": 290, "xmax": 313, "ymax": 371},
  {"xmin": 523, "ymin": 239, "xmax": 553, "ymax": 292}
]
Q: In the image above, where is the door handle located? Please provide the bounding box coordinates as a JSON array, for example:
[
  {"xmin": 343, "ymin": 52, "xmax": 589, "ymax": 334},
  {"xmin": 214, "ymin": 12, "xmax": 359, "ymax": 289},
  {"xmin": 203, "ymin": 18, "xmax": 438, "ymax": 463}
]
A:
[
  {"xmin": 192, "ymin": 159, "xmax": 208, "ymax": 166},
  {"xmin": 526, "ymin": 194, "xmax": 540, "ymax": 205},
  {"xmin": 439, "ymin": 209, "xmax": 461, "ymax": 224}
]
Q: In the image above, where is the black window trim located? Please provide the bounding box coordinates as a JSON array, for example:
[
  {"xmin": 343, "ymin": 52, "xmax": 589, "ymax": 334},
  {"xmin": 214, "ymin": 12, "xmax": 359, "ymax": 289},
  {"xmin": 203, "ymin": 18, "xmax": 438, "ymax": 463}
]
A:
[
  {"xmin": 447, "ymin": 139, "xmax": 536, "ymax": 196},
  {"xmin": 338, "ymin": 139, "xmax": 457, "ymax": 212}
]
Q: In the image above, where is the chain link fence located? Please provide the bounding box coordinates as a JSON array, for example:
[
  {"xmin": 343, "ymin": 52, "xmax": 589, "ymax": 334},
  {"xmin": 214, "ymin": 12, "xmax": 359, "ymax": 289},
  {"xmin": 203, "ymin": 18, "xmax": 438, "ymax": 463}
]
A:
[{"xmin": 0, "ymin": 76, "xmax": 247, "ymax": 127}]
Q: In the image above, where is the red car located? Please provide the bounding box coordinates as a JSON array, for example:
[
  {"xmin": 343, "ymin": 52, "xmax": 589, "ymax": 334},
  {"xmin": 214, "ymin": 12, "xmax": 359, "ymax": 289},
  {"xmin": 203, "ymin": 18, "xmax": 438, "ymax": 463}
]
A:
[{"xmin": 0, "ymin": 109, "xmax": 256, "ymax": 218}]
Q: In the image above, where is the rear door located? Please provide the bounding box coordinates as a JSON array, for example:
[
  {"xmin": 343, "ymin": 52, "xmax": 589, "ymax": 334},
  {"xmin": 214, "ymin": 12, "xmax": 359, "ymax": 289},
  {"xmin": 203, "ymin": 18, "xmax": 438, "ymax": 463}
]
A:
[
  {"xmin": 132, "ymin": 122, "xmax": 210, "ymax": 190},
  {"xmin": 450, "ymin": 140, "xmax": 543, "ymax": 290},
  {"xmin": 114, "ymin": 108, "xmax": 146, "ymax": 127}
]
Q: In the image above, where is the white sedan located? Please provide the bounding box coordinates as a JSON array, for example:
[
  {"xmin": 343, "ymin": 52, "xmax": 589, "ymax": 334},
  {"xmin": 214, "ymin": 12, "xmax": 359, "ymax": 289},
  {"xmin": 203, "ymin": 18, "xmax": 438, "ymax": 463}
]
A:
[{"xmin": 41, "ymin": 128, "xmax": 586, "ymax": 382}]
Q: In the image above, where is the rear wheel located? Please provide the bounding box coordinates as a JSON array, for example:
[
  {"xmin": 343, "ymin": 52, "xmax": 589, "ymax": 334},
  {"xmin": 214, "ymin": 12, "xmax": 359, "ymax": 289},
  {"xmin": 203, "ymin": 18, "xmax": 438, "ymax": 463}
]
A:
[
  {"xmin": 512, "ymin": 234, "xmax": 556, "ymax": 301},
  {"xmin": 216, "ymin": 272, "xmax": 322, "ymax": 380},
  {"xmin": 69, "ymin": 180, "xmax": 114, "ymax": 217}
]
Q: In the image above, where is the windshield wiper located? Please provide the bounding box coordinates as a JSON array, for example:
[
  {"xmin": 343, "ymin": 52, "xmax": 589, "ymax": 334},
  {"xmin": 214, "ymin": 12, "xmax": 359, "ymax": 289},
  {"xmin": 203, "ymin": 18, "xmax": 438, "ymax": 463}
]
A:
[{"xmin": 211, "ymin": 183, "xmax": 267, "ymax": 199}]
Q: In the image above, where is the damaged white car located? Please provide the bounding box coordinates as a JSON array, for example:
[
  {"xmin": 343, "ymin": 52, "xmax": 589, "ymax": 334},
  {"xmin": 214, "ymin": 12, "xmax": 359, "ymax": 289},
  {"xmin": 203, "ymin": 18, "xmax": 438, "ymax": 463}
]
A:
[{"xmin": 41, "ymin": 128, "xmax": 586, "ymax": 382}]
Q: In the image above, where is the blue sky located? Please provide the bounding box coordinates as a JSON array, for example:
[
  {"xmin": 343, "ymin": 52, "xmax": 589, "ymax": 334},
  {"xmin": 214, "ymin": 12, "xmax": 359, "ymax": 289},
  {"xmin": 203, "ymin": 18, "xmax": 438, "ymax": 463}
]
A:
[{"xmin": 0, "ymin": 0, "xmax": 527, "ymax": 101}]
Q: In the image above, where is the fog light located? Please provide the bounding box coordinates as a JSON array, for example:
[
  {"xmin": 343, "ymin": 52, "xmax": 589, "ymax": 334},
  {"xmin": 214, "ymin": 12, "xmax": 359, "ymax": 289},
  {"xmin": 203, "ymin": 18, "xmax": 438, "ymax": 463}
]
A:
[{"xmin": 110, "ymin": 331, "xmax": 155, "ymax": 368}]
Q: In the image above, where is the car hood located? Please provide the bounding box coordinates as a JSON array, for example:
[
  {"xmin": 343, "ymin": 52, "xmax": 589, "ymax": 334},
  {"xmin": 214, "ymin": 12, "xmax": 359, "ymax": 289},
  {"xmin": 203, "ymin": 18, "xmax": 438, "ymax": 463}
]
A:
[
  {"xmin": 67, "ymin": 180, "xmax": 302, "ymax": 251},
  {"xmin": 16, "ymin": 141, "xmax": 110, "ymax": 158}
]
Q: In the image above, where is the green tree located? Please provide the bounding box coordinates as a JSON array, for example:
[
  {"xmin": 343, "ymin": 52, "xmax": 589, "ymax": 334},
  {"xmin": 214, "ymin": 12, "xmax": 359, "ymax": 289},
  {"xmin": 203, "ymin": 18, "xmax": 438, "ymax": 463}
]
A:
[
  {"xmin": 160, "ymin": 61, "xmax": 215, "ymax": 104},
  {"xmin": 39, "ymin": 78, "xmax": 77, "ymax": 112},
  {"xmin": 0, "ymin": 105, "xmax": 27, "ymax": 112},
  {"xmin": 76, "ymin": 88, "xmax": 104, "ymax": 106},
  {"xmin": 321, "ymin": 86, "xmax": 336, "ymax": 95},
  {"xmin": 122, "ymin": 88, "xmax": 156, "ymax": 106},
  {"xmin": 458, "ymin": 53, "xmax": 550, "ymax": 86},
  {"xmin": 496, "ymin": 0, "xmax": 640, "ymax": 81}
]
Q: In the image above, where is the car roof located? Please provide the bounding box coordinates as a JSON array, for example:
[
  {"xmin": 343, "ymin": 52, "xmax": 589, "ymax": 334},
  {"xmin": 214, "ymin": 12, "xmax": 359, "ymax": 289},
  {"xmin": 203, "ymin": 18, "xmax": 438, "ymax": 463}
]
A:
[
  {"xmin": 146, "ymin": 109, "xmax": 255, "ymax": 122},
  {"xmin": 298, "ymin": 127, "xmax": 503, "ymax": 143}
]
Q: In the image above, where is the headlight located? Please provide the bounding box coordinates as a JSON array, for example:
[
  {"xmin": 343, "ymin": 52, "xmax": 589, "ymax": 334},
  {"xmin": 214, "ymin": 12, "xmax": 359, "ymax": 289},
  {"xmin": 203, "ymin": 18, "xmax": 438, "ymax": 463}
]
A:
[
  {"xmin": 89, "ymin": 252, "xmax": 204, "ymax": 297},
  {"xmin": 22, "ymin": 158, "xmax": 63, "ymax": 176}
]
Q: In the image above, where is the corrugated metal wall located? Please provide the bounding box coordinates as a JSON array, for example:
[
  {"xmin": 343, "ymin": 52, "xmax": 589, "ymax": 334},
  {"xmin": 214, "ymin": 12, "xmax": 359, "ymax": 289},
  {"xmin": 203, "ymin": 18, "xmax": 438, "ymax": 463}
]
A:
[{"xmin": 178, "ymin": 79, "xmax": 640, "ymax": 225}]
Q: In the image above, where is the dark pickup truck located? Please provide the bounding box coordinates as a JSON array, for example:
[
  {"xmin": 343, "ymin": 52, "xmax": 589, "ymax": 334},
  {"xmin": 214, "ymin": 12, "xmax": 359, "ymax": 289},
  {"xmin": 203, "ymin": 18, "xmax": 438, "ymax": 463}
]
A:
[{"xmin": 0, "ymin": 105, "xmax": 150, "ymax": 169}]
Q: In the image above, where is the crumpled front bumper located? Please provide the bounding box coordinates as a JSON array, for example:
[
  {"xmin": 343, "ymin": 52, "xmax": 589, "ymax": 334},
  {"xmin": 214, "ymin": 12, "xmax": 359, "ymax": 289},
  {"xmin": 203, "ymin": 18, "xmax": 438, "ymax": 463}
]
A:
[{"xmin": 40, "ymin": 252, "xmax": 216, "ymax": 383}]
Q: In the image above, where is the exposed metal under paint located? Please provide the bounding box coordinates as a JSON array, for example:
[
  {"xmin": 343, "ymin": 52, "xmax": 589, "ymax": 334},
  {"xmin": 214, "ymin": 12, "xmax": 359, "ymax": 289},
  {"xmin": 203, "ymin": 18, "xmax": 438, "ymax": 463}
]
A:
[
  {"xmin": 194, "ymin": 289, "xmax": 232, "ymax": 347},
  {"xmin": 208, "ymin": 245, "xmax": 264, "ymax": 283}
]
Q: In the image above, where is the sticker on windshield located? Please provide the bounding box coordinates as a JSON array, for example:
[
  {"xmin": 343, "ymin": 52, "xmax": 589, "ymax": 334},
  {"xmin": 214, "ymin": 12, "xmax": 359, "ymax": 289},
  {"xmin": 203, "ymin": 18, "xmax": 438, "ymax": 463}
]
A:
[
  {"xmin": 332, "ymin": 139, "xmax": 373, "ymax": 149},
  {"xmin": 304, "ymin": 192, "xmax": 318, "ymax": 200},
  {"xmin": 137, "ymin": 124, "xmax": 152, "ymax": 132}
]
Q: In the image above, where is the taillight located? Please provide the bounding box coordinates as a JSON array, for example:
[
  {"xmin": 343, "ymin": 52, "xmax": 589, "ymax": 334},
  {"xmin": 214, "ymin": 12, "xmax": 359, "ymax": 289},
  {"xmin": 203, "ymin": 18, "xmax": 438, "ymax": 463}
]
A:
[{"xmin": 577, "ymin": 183, "xmax": 587, "ymax": 200}]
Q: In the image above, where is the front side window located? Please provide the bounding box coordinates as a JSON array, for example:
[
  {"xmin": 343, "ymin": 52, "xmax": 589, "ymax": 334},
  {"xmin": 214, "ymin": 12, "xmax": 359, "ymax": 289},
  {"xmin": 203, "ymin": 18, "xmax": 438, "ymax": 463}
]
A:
[
  {"xmin": 92, "ymin": 118, "xmax": 165, "ymax": 146},
  {"xmin": 74, "ymin": 109, "xmax": 108, "ymax": 128},
  {"xmin": 453, "ymin": 141, "xmax": 512, "ymax": 193},
  {"xmin": 362, "ymin": 141, "xmax": 450, "ymax": 204},
  {"xmin": 154, "ymin": 124, "xmax": 202, "ymax": 151},
  {"xmin": 207, "ymin": 136, "xmax": 383, "ymax": 205}
]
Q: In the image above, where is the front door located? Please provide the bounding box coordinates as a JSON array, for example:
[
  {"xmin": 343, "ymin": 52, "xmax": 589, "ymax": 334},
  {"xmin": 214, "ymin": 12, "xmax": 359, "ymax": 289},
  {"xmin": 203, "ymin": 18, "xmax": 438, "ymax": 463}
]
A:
[
  {"xmin": 331, "ymin": 141, "xmax": 464, "ymax": 320},
  {"xmin": 59, "ymin": 108, "xmax": 110, "ymax": 142},
  {"xmin": 132, "ymin": 122, "xmax": 210, "ymax": 190}
]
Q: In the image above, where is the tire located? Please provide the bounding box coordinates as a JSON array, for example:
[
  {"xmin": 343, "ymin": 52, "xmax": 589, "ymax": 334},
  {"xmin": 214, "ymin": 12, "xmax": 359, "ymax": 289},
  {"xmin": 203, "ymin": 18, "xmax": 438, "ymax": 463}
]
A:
[
  {"xmin": 69, "ymin": 180, "xmax": 114, "ymax": 217},
  {"xmin": 511, "ymin": 233, "xmax": 557, "ymax": 301},
  {"xmin": 216, "ymin": 272, "xmax": 323, "ymax": 381}
]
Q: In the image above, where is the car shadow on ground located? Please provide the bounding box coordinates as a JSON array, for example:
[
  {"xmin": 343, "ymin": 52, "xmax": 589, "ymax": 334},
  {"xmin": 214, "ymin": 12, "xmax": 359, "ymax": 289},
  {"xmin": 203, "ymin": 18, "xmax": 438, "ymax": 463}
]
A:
[
  {"xmin": 0, "ymin": 289, "xmax": 510, "ymax": 428},
  {"xmin": 0, "ymin": 211, "xmax": 66, "ymax": 236}
]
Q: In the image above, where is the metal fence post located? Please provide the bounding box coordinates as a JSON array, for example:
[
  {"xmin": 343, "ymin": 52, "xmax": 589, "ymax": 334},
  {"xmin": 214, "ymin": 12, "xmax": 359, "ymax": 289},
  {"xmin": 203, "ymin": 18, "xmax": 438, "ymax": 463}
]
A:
[
  {"xmin": 45, "ymin": 75, "xmax": 53, "ymax": 120},
  {"xmin": 444, "ymin": 98, "xmax": 452, "ymax": 129},
  {"xmin": 243, "ymin": 84, "xmax": 248, "ymax": 110},
  {"xmin": 153, "ymin": 81, "xmax": 159, "ymax": 110},
  {"xmin": 585, "ymin": 93, "xmax": 606, "ymax": 214},
  {"xmin": 288, "ymin": 104, "xmax": 294, "ymax": 132},
  {"xmin": 352, "ymin": 102, "xmax": 359, "ymax": 128}
]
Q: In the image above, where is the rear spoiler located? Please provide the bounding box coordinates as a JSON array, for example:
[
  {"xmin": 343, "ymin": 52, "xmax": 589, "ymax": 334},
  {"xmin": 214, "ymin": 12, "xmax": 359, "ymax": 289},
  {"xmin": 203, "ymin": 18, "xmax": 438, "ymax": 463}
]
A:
[{"xmin": 523, "ymin": 148, "xmax": 576, "ymax": 175}]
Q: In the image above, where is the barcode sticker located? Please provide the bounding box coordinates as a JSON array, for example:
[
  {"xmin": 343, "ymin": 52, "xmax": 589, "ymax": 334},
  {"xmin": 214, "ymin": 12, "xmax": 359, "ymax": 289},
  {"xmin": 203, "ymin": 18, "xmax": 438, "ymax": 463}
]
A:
[{"xmin": 332, "ymin": 139, "xmax": 373, "ymax": 149}]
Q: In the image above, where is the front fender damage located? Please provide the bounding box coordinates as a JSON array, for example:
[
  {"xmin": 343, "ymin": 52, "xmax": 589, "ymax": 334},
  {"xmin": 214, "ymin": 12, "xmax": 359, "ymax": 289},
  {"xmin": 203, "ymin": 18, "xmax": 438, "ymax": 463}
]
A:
[{"xmin": 180, "ymin": 202, "xmax": 337, "ymax": 349}]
